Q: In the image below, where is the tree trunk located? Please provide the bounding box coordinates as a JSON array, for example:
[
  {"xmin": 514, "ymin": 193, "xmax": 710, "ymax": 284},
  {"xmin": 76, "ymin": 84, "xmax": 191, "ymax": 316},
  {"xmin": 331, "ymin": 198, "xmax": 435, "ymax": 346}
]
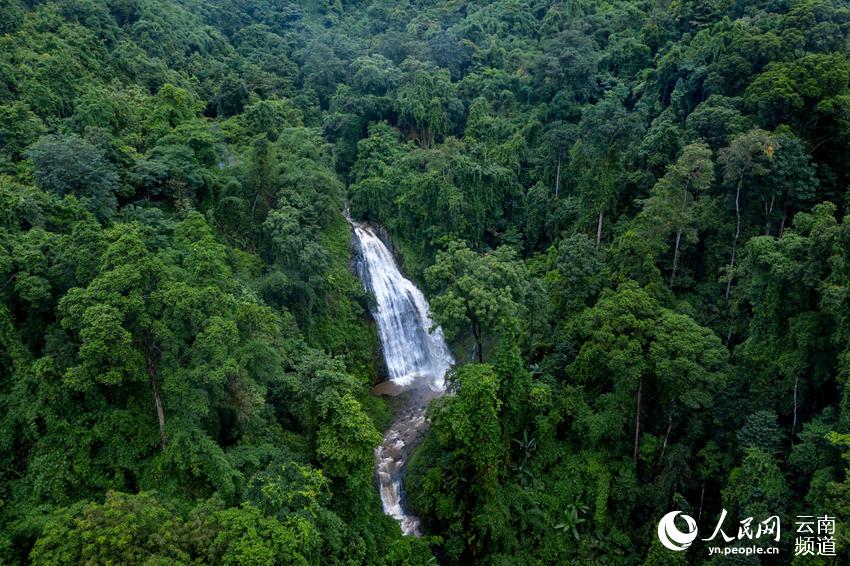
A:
[
  {"xmin": 595, "ymin": 210, "xmax": 604, "ymax": 249},
  {"xmin": 633, "ymin": 378, "xmax": 642, "ymax": 466},
  {"xmin": 670, "ymin": 180, "xmax": 691, "ymax": 288},
  {"xmin": 658, "ymin": 403, "xmax": 674, "ymax": 466},
  {"xmin": 670, "ymin": 228, "xmax": 682, "ymax": 288},
  {"xmin": 250, "ymin": 190, "xmax": 262, "ymax": 219},
  {"xmin": 792, "ymin": 374, "xmax": 799, "ymax": 438},
  {"xmin": 724, "ymin": 177, "xmax": 743, "ymax": 342},
  {"xmin": 144, "ymin": 336, "xmax": 167, "ymax": 450},
  {"xmin": 779, "ymin": 206, "xmax": 788, "ymax": 238},
  {"xmin": 725, "ymin": 175, "xmax": 743, "ymax": 303},
  {"xmin": 471, "ymin": 319, "xmax": 483, "ymax": 364},
  {"xmin": 764, "ymin": 194, "xmax": 775, "ymax": 235},
  {"xmin": 698, "ymin": 482, "xmax": 705, "ymax": 521},
  {"xmin": 554, "ymin": 156, "xmax": 561, "ymax": 199}
]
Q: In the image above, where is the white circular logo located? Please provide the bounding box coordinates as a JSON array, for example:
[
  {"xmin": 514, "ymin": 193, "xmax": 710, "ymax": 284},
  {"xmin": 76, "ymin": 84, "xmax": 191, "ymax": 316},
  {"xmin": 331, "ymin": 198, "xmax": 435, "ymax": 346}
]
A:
[{"xmin": 658, "ymin": 511, "xmax": 698, "ymax": 551}]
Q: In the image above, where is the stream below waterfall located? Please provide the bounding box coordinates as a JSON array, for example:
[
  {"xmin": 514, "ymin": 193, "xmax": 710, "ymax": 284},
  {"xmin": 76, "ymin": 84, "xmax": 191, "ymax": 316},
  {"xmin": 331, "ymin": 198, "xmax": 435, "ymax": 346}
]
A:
[{"xmin": 350, "ymin": 221, "xmax": 454, "ymax": 536}]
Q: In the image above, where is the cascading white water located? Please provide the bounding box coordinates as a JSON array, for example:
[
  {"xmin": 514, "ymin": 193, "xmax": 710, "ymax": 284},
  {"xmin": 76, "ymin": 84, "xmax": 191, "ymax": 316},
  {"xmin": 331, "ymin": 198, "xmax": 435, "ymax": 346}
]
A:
[
  {"xmin": 353, "ymin": 224, "xmax": 453, "ymax": 390},
  {"xmin": 351, "ymin": 222, "xmax": 453, "ymax": 535}
]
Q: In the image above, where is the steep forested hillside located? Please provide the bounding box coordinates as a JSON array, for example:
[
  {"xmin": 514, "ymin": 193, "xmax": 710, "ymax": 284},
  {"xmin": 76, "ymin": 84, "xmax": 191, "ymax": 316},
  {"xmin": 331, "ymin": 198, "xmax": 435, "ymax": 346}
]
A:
[{"xmin": 1, "ymin": 0, "xmax": 850, "ymax": 564}]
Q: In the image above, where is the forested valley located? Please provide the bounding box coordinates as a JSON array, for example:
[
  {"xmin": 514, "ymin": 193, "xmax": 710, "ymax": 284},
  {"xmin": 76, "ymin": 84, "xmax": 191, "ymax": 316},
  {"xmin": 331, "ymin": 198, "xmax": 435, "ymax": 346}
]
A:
[{"xmin": 1, "ymin": 0, "xmax": 850, "ymax": 564}]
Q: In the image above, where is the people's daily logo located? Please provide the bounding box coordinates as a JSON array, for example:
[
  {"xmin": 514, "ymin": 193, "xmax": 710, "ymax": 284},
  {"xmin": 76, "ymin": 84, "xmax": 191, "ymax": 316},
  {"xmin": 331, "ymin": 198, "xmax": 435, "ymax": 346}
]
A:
[
  {"xmin": 657, "ymin": 509, "xmax": 836, "ymax": 557},
  {"xmin": 657, "ymin": 511, "xmax": 698, "ymax": 551}
]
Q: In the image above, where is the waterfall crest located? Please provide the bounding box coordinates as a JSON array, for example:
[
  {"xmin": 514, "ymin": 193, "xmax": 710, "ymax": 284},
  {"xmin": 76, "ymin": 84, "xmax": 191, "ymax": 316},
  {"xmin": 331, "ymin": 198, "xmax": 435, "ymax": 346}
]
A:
[{"xmin": 351, "ymin": 222, "xmax": 453, "ymax": 535}]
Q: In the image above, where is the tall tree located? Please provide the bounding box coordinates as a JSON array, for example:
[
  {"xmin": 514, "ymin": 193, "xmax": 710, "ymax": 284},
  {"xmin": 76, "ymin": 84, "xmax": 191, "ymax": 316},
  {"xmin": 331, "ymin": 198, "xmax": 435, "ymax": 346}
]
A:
[
  {"xmin": 636, "ymin": 141, "xmax": 714, "ymax": 288},
  {"xmin": 569, "ymin": 92, "xmax": 643, "ymax": 248},
  {"xmin": 569, "ymin": 282, "xmax": 727, "ymax": 466},
  {"xmin": 425, "ymin": 241, "xmax": 527, "ymax": 363},
  {"xmin": 717, "ymin": 128, "xmax": 775, "ymax": 302}
]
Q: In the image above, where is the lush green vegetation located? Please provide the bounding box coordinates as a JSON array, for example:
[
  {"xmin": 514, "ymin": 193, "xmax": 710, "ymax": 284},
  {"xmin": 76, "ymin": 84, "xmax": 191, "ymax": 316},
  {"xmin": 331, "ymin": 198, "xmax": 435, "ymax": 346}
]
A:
[{"xmin": 1, "ymin": 0, "xmax": 850, "ymax": 564}]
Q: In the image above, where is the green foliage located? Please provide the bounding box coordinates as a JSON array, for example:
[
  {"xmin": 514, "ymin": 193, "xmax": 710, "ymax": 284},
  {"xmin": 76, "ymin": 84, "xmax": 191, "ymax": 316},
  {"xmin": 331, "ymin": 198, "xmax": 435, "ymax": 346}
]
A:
[
  {"xmin": 425, "ymin": 241, "xmax": 527, "ymax": 362},
  {"xmin": 625, "ymin": 141, "xmax": 715, "ymax": 290},
  {"xmin": 406, "ymin": 364, "xmax": 504, "ymax": 562},
  {"xmin": 2, "ymin": 0, "xmax": 850, "ymax": 563},
  {"xmin": 394, "ymin": 65, "xmax": 456, "ymax": 149},
  {"xmin": 28, "ymin": 134, "xmax": 121, "ymax": 219},
  {"xmin": 723, "ymin": 447, "xmax": 789, "ymax": 519},
  {"xmin": 29, "ymin": 491, "xmax": 205, "ymax": 565},
  {"xmin": 737, "ymin": 410, "xmax": 783, "ymax": 456},
  {"xmin": 568, "ymin": 281, "xmax": 728, "ymax": 467}
]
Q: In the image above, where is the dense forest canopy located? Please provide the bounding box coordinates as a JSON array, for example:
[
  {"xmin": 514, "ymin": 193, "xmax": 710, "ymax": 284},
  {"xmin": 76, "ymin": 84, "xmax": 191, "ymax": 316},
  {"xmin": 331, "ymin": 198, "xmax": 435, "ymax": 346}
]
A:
[{"xmin": 1, "ymin": 0, "xmax": 850, "ymax": 563}]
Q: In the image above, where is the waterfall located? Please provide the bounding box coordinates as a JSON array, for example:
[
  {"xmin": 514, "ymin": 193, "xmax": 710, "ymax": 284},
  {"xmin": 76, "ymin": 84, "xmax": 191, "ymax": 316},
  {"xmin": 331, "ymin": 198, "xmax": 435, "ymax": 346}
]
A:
[
  {"xmin": 352, "ymin": 224, "xmax": 453, "ymax": 390},
  {"xmin": 351, "ymin": 222, "xmax": 453, "ymax": 536}
]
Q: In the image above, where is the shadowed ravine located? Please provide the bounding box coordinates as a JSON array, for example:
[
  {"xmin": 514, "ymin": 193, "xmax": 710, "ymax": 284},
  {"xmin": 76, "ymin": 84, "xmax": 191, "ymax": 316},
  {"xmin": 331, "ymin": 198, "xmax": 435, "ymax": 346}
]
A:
[{"xmin": 350, "ymin": 221, "xmax": 453, "ymax": 536}]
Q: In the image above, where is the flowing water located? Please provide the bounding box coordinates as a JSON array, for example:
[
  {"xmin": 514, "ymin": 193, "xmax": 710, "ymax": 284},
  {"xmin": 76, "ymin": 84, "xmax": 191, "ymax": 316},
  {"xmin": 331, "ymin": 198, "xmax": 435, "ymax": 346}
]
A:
[{"xmin": 350, "ymin": 222, "xmax": 453, "ymax": 535}]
